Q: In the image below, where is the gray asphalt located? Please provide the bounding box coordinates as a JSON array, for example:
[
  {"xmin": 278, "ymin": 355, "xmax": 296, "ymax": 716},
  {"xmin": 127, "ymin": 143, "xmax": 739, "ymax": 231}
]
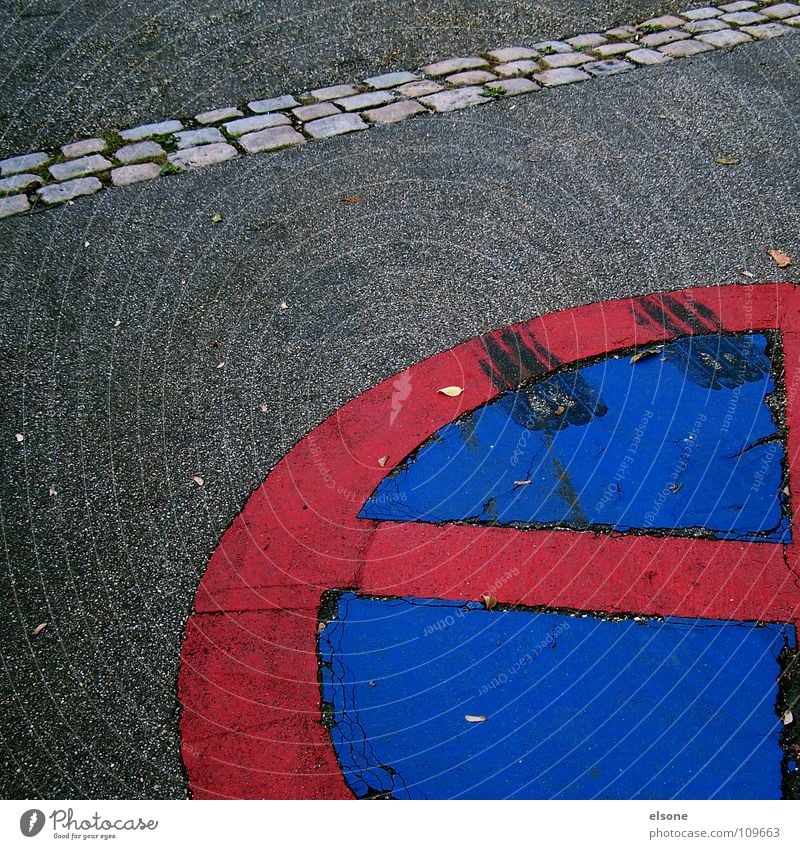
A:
[
  {"xmin": 1, "ymin": 35, "xmax": 800, "ymax": 798},
  {"xmin": 1, "ymin": 0, "xmax": 680, "ymax": 157}
]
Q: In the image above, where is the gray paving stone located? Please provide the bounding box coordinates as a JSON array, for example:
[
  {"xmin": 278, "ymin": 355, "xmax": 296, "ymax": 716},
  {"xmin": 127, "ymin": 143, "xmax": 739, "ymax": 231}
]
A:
[
  {"xmin": 115, "ymin": 141, "xmax": 165, "ymax": 164},
  {"xmin": 659, "ymin": 37, "xmax": 716, "ymax": 55},
  {"xmin": 763, "ymin": 3, "xmax": 800, "ymax": 18},
  {"xmin": 223, "ymin": 113, "xmax": 290, "ymax": 137},
  {"xmin": 446, "ymin": 70, "xmax": 498, "ymax": 85},
  {"xmin": 36, "ymin": 176, "xmax": 102, "ymax": 205},
  {"xmin": 786, "ymin": 14, "xmax": 800, "ymax": 25},
  {"xmin": 0, "ymin": 173, "xmax": 42, "ymax": 193},
  {"xmin": 719, "ymin": 1, "xmax": 757, "ymax": 10},
  {"xmin": 484, "ymin": 46, "xmax": 539, "ymax": 62},
  {"xmin": 61, "ymin": 138, "xmax": 107, "ymax": 158},
  {"xmin": 680, "ymin": 7, "xmax": 723, "ymax": 20},
  {"xmin": 641, "ymin": 29, "xmax": 689, "ymax": 46},
  {"xmin": 49, "ymin": 154, "xmax": 112, "ymax": 181},
  {"xmin": 0, "ymin": 194, "xmax": 30, "ymax": 218},
  {"xmin": 541, "ymin": 51, "xmax": 590, "ymax": 68},
  {"xmin": 303, "ymin": 113, "xmax": 368, "ymax": 139},
  {"xmin": 533, "ymin": 66, "xmax": 592, "ymax": 86},
  {"xmin": 584, "ymin": 58, "xmax": 635, "ymax": 76},
  {"xmin": 421, "ymin": 56, "xmax": 489, "ymax": 76},
  {"xmin": 592, "ymin": 41, "xmax": 637, "ymax": 57},
  {"xmin": 305, "ymin": 84, "xmax": 360, "ymax": 101},
  {"xmin": 334, "ymin": 91, "xmax": 396, "ymax": 111},
  {"xmin": 394, "ymin": 80, "xmax": 444, "ymax": 97},
  {"xmin": 175, "ymin": 127, "xmax": 226, "ymax": 149},
  {"xmin": 238, "ymin": 126, "xmax": 306, "ymax": 154},
  {"xmin": 484, "ymin": 77, "xmax": 540, "ymax": 96},
  {"xmin": 362, "ymin": 100, "xmax": 427, "ymax": 124},
  {"xmin": 363, "ymin": 71, "xmax": 420, "ymax": 89},
  {"xmin": 683, "ymin": 18, "xmax": 731, "ymax": 31},
  {"xmin": 167, "ymin": 142, "xmax": 238, "ymax": 170},
  {"xmin": 110, "ymin": 162, "xmax": 162, "ymax": 187},
  {"xmin": 494, "ymin": 59, "xmax": 541, "ymax": 77},
  {"xmin": 605, "ymin": 25, "xmax": 638, "ymax": 39},
  {"xmin": 640, "ymin": 14, "xmax": 686, "ymax": 28},
  {"xmin": 418, "ymin": 86, "xmax": 492, "ymax": 111},
  {"xmin": 739, "ymin": 20, "xmax": 796, "ymax": 35},
  {"xmin": 566, "ymin": 33, "xmax": 608, "ymax": 48},
  {"xmin": 697, "ymin": 27, "xmax": 753, "ymax": 44},
  {"xmin": 292, "ymin": 103, "xmax": 340, "ymax": 121},
  {"xmin": 627, "ymin": 47, "xmax": 673, "ymax": 64},
  {"xmin": 120, "ymin": 119, "xmax": 183, "ymax": 141},
  {"xmin": 0, "ymin": 152, "xmax": 49, "ymax": 176},
  {"xmin": 720, "ymin": 10, "xmax": 767, "ymax": 23},
  {"xmin": 195, "ymin": 106, "xmax": 243, "ymax": 124},
  {"xmin": 531, "ymin": 40, "xmax": 574, "ymax": 53},
  {"xmin": 248, "ymin": 95, "xmax": 300, "ymax": 113}
]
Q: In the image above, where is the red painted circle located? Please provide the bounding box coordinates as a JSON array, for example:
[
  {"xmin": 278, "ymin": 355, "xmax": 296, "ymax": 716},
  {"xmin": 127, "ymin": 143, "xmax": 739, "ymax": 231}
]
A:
[{"xmin": 179, "ymin": 284, "xmax": 800, "ymax": 799}]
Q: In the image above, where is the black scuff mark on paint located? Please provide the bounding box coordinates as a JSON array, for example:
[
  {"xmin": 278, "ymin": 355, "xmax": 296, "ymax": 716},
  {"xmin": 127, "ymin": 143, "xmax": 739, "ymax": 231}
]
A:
[
  {"xmin": 549, "ymin": 450, "xmax": 588, "ymax": 527},
  {"xmin": 662, "ymin": 293, "xmax": 720, "ymax": 333}
]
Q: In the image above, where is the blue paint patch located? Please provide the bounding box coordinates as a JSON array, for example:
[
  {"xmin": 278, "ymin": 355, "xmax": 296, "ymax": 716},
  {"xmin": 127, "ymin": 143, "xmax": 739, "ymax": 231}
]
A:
[
  {"xmin": 361, "ymin": 333, "xmax": 789, "ymax": 542},
  {"xmin": 319, "ymin": 593, "xmax": 794, "ymax": 799}
]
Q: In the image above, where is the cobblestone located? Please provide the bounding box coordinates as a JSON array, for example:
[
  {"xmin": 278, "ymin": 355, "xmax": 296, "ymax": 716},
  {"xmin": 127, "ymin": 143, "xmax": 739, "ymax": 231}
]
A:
[
  {"xmin": 541, "ymin": 51, "xmax": 590, "ymax": 68},
  {"xmin": 641, "ymin": 29, "xmax": 689, "ymax": 46},
  {"xmin": 0, "ymin": 173, "xmax": 42, "ymax": 193},
  {"xmin": 61, "ymin": 138, "xmax": 107, "ymax": 158},
  {"xmin": 303, "ymin": 113, "xmax": 368, "ymax": 139},
  {"xmin": 740, "ymin": 20, "xmax": 795, "ymax": 35},
  {"xmin": 720, "ymin": 1, "xmax": 757, "ymax": 10},
  {"xmin": 697, "ymin": 27, "xmax": 753, "ymax": 44},
  {"xmin": 238, "ymin": 126, "xmax": 306, "ymax": 153},
  {"xmin": 681, "ymin": 7, "xmax": 723, "ymax": 20},
  {"xmin": 175, "ymin": 127, "xmax": 226, "ymax": 149},
  {"xmin": 787, "ymin": 15, "xmax": 800, "ymax": 25},
  {"xmin": 533, "ymin": 66, "xmax": 592, "ymax": 86},
  {"xmin": 584, "ymin": 58, "xmax": 635, "ymax": 76},
  {"xmin": 0, "ymin": 194, "xmax": 30, "ymax": 217},
  {"xmin": 446, "ymin": 70, "xmax": 498, "ymax": 85},
  {"xmin": 494, "ymin": 59, "xmax": 540, "ymax": 77},
  {"xmin": 763, "ymin": 3, "xmax": 800, "ymax": 17},
  {"xmin": 659, "ymin": 37, "xmax": 716, "ymax": 55},
  {"xmin": 421, "ymin": 56, "xmax": 489, "ymax": 76},
  {"xmin": 684, "ymin": 18, "xmax": 731, "ymax": 31},
  {"xmin": 394, "ymin": 80, "xmax": 444, "ymax": 97},
  {"xmin": 641, "ymin": 14, "xmax": 687, "ymax": 27},
  {"xmin": 566, "ymin": 33, "xmax": 607, "ymax": 48},
  {"xmin": 532, "ymin": 40, "xmax": 574, "ymax": 53},
  {"xmin": 195, "ymin": 106, "xmax": 243, "ymax": 124},
  {"xmin": 167, "ymin": 142, "xmax": 238, "ymax": 169},
  {"xmin": 418, "ymin": 86, "xmax": 492, "ymax": 111},
  {"xmin": 37, "ymin": 176, "xmax": 102, "ymax": 205},
  {"xmin": 362, "ymin": 101, "xmax": 427, "ymax": 124},
  {"xmin": 0, "ymin": 152, "xmax": 49, "ymax": 176},
  {"xmin": 120, "ymin": 120, "xmax": 183, "ymax": 141},
  {"xmin": 334, "ymin": 91, "xmax": 396, "ymax": 111},
  {"xmin": 605, "ymin": 25, "xmax": 638, "ymax": 39},
  {"xmin": 592, "ymin": 41, "xmax": 637, "ymax": 57},
  {"xmin": 292, "ymin": 103, "xmax": 340, "ymax": 121},
  {"xmin": 627, "ymin": 47, "xmax": 673, "ymax": 63},
  {"xmin": 484, "ymin": 47, "xmax": 539, "ymax": 62},
  {"xmin": 49, "ymin": 154, "xmax": 112, "ymax": 181},
  {"xmin": 304, "ymin": 84, "xmax": 360, "ymax": 102},
  {"xmin": 485, "ymin": 78, "xmax": 539, "ymax": 96},
  {"xmin": 720, "ymin": 10, "xmax": 767, "ymax": 23},
  {"xmin": 363, "ymin": 71, "xmax": 419, "ymax": 89},
  {"xmin": 110, "ymin": 162, "xmax": 162, "ymax": 187},
  {"xmin": 223, "ymin": 113, "xmax": 290, "ymax": 136},
  {"xmin": 115, "ymin": 141, "xmax": 165, "ymax": 163},
  {"xmin": 248, "ymin": 95, "xmax": 299, "ymax": 113}
]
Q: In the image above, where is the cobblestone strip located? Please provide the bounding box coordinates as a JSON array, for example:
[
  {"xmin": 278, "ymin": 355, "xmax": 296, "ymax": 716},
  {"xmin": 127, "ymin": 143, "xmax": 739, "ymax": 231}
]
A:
[{"xmin": 1, "ymin": 0, "xmax": 798, "ymax": 221}]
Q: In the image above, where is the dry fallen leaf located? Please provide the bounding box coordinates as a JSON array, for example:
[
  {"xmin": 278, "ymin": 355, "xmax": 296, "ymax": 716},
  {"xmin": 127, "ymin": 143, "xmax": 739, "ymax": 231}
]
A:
[
  {"xmin": 514, "ymin": 480, "xmax": 531, "ymax": 486},
  {"xmin": 465, "ymin": 715, "xmax": 488, "ymax": 723},
  {"xmin": 377, "ymin": 455, "xmax": 389, "ymax": 467},
  {"xmin": 438, "ymin": 386, "xmax": 464, "ymax": 397},
  {"xmin": 49, "ymin": 484, "xmax": 57, "ymax": 497},
  {"xmin": 630, "ymin": 347, "xmax": 662, "ymax": 364},
  {"xmin": 113, "ymin": 319, "xmax": 122, "ymax": 328},
  {"xmin": 210, "ymin": 213, "xmax": 223, "ymax": 223},
  {"xmin": 15, "ymin": 433, "xmax": 24, "ymax": 443},
  {"xmin": 32, "ymin": 623, "xmax": 48, "ymax": 637},
  {"xmin": 259, "ymin": 402, "xmax": 269, "ymax": 413},
  {"xmin": 481, "ymin": 594, "xmax": 497, "ymax": 610},
  {"xmin": 279, "ymin": 301, "xmax": 288, "ymax": 310},
  {"xmin": 784, "ymin": 710, "xmax": 794, "ymax": 726},
  {"xmin": 341, "ymin": 195, "xmax": 364, "ymax": 204},
  {"xmin": 554, "ymin": 405, "xmax": 565, "ymax": 416},
  {"xmin": 768, "ymin": 248, "xmax": 792, "ymax": 269},
  {"xmin": 191, "ymin": 475, "xmax": 204, "ymax": 487},
  {"xmin": 216, "ymin": 361, "xmax": 225, "ymax": 369},
  {"xmin": 714, "ymin": 156, "xmax": 739, "ymax": 166},
  {"xmin": 316, "ymin": 622, "xmax": 326, "ymax": 635}
]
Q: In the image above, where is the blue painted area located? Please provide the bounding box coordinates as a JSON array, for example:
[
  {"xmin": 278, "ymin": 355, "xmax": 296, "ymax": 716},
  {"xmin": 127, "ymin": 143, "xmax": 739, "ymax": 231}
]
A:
[
  {"xmin": 319, "ymin": 593, "xmax": 794, "ymax": 799},
  {"xmin": 361, "ymin": 333, "xmax": 789, "ymax": 542}
]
